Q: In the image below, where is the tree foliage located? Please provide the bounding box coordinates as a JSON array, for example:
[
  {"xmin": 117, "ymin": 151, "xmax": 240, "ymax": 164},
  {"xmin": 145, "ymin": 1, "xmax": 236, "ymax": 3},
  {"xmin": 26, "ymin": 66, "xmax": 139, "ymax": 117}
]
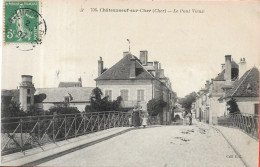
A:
[
  {"xmin": 49, "ymin": 105, "xmax": 80, "ymax": 115},
  {"xmin": 179, "ymin": 92, "xmax": 197, "ymax": 111},
  {"xmin": 147, "ymin": 99, "xmax": 167, "ymax": 116},
  {"xmin": 1, "ymin": 101, "xmax": 27, "ymax": 118},
  {"xmin": 227, "ymin": 98, "xmax": 240, "ymax": 114},
  {"xmin": 85, "ymin": 87, "xmax": 123, "ymax": 112}
]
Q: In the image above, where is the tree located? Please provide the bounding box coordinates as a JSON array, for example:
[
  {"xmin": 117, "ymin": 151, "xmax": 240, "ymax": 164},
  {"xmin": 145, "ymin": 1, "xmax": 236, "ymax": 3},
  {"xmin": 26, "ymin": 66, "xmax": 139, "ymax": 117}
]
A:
[
  {"xmin": 147, "ymin": 99, "xmax": 167, "ymax": 116},
  {"xmin": 227, "ymin": 98, "xmax": 240, "ymax": 114},
  {"xmin": 85, "ymin": 87, "xmax": 123, "ymax": 112},
  {"xmin": 1, "ymin": 101, "xmax": 27, "ymax": 118},
  {"xmin": 179, "ymin": 92, "xmax": 197, "ymax": 111},
  {"xmin": 48, "ymin": 104, "xmax": 80, "ymax": 115}
]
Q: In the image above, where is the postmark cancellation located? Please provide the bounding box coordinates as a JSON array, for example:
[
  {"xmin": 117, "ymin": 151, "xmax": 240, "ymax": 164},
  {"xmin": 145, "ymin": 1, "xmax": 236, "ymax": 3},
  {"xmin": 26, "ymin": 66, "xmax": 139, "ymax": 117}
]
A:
[{"xmin": 3, "ymin": 0, "xmax": 46, "ymax": 50}]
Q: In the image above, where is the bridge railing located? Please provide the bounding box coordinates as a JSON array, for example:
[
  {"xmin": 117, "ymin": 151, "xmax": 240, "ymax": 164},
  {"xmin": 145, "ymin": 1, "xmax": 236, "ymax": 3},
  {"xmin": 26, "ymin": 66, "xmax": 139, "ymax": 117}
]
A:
[
  {"xmin": 218, "ymin": 112, "xmax": 259, "ymax": 140},
  {"xmin": 1, "ymin": 111, "xmax": 129, "ymax": 156}
]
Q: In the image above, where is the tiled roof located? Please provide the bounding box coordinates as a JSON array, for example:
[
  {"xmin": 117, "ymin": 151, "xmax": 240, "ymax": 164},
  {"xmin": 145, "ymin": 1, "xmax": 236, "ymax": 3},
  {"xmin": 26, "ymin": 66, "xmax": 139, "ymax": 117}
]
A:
[
  {"xmin": 35, "ymin": 87, "xmax": 94, "ymax": 103},
  {"xmin": 58, "ymin": 82, "xmax": 82, "ymax": 88},
  {"xmin": 95, "ymin": 54, "xmax": 154, "ymax": 80},
  {"xmin": 224, "ymin": 67, "xmax": 259, "ymax": 98}
]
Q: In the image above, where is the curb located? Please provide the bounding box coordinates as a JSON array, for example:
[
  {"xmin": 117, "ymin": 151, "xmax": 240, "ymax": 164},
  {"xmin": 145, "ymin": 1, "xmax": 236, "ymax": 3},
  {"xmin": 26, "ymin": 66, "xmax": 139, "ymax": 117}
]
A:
[
  {"xmin": 210, "ymin": 125, "xmax": 249, "ymax": 167},
  {"xmin": 20, "ymin": 128, "xmax": 134, "ymax": 166}
]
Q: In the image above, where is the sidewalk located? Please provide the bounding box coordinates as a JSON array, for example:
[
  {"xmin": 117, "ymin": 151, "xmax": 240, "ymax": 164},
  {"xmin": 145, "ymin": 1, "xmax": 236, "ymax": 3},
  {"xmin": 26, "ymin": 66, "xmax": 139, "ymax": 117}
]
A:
[
  {"xmin": 1, "ymin": 127, "xmax": 133, "ymax": 166},
  {"xmin": 197, "ymin": 120, "xmax": 258, "ymax": 167}
]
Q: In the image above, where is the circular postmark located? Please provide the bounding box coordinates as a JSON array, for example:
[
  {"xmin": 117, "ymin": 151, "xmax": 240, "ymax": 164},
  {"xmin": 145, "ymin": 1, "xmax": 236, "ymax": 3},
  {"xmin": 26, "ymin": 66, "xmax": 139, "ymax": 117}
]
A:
[{"xmin": 5, "ymin": 6, "xmax": 47, "ymax": 51}]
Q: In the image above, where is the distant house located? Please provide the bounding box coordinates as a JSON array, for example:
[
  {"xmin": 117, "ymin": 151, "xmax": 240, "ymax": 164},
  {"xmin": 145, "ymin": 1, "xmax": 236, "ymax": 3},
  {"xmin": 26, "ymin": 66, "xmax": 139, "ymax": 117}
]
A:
[
  {"xmin": 35, "ymin": 87, "xmax": 94, "ymax": 111},
  {"xmin": 95, "ymin": 51, "xmax": 176, "ymax": 124},
  {"xmin": 58, "ymin": 77, "xmax": 82, "ymax": 88},
  {"xmin": 1, "ymin": 75, "xmax": 94, "ymax": 112},
  {"xmin": 194, "ymin": 55, "xmax": 240, "ymax": 124},
  {"xmin": 219, "ymin": 67, "xmax": 259, "ymax": 115},
  {"xmin": 193, "ymin": 55, "xmax": 259, "ymax": 125}
]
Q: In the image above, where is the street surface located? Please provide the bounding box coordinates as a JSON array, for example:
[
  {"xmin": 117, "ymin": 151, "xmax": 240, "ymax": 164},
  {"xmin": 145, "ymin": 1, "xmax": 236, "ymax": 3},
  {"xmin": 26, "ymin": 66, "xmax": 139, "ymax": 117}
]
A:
[{"xmin": 40, "ymin": 123, "xmax": 245, "ymax": 167}]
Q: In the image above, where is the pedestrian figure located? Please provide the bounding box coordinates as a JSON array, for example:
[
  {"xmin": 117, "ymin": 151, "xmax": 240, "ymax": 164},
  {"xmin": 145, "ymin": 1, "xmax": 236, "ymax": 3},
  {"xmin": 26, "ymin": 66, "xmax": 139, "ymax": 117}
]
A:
[
  {"xmin": 142, "ymin": 114, "xmax": 148, "ymax": 128},
  {"xmin": 186, "ymin": 112, "xmax": 192, "ymax": 125},
  {"xmin": 132, "ymin": 105, "xmax": 141, "ymax": 127},
  {"xmin": 128, "ymin": 113, "xmax": 132, "ymax": 127}
]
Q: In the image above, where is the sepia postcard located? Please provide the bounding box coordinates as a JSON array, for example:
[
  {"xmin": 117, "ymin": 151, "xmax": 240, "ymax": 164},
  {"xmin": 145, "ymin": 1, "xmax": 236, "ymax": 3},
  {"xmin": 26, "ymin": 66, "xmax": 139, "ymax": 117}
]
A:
[{"xmin": 0, "ymin": 0, "xmax": 259, "ymax": 166}]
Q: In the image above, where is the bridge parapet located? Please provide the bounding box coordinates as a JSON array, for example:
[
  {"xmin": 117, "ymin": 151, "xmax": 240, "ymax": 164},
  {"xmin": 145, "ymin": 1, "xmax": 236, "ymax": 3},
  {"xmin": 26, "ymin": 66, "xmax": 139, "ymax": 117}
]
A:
[{"xmin": 1, "ymin": 111, "xmax": 129, "ymax": 156}]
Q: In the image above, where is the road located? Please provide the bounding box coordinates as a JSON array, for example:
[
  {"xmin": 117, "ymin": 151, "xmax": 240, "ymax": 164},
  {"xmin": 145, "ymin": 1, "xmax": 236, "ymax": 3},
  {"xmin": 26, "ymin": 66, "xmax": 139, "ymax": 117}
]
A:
[{"xmin": 39, "ymin": 122, "xmax": 245, "ymax": 167}]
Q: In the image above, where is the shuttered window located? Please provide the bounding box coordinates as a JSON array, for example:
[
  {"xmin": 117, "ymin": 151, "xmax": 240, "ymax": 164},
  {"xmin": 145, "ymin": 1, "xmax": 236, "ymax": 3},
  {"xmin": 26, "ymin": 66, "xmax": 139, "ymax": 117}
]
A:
[
  {"xmin": 105, "ymin": 90, "xmax": 112, "ymax": 101},
  {"xmin": 255, "ymin": 104, "xmax": 259, "ymax": 115},
  {"xmin": 137, "ymin": 90, "xmax": 145, "ymax": 101}
]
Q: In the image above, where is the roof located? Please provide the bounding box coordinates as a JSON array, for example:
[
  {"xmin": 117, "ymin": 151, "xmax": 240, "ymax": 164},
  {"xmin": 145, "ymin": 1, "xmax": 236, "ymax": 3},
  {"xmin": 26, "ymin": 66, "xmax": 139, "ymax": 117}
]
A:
[
  {"xmin": 224, "ymin": 67, "xmax": 259, "ymax": 98},
  {"xmin": 214, "ymin": 70, "xmax": 225, "ymax": 81},
  {"xmin": 95, "ymin": 54, "xmax": 154, "ymax": 80},
  {"xmin": 35, "ymin": 87, "xmax": 94, "ymax": 103},
  {"xmin": 58, "ymin": 82, "xmax": 82, "ymax": 88}
]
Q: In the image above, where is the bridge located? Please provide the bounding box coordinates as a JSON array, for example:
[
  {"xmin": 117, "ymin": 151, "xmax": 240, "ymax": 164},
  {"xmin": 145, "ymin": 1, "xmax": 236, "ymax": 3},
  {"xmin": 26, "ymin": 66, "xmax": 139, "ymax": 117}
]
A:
[{"xmin": 1, "ymin": 112, "xmax": 259, "ymax": 167}]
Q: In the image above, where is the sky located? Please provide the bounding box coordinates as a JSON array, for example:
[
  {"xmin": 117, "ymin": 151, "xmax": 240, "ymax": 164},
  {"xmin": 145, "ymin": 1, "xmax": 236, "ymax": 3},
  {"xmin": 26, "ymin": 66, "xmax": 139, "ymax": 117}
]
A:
[{"xmin": 2, "ymin": 0, "xmax": 260, "ymax": 97}]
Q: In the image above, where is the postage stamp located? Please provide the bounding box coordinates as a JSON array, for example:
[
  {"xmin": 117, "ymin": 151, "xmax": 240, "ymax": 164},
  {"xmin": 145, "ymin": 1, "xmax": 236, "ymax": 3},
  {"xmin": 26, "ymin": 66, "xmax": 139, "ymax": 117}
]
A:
[{"xmin": 4, "ymin": 0, "xmax": 47, "ymax": 50}]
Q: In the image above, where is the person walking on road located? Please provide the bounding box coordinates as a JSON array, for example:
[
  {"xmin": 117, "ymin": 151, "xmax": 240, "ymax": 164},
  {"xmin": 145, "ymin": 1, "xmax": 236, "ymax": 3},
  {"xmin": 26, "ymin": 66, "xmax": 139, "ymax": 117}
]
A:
[
  {"xmin": 186, "ymin": 112, "xmax": 192, "ymax": 125},
  {"xmin": 141, "ymin": 114, "xmax": 148, "ymax": 128},
  {"xmin": 132, "ymin": 104, "xmax": 141, "ymax": 127}
]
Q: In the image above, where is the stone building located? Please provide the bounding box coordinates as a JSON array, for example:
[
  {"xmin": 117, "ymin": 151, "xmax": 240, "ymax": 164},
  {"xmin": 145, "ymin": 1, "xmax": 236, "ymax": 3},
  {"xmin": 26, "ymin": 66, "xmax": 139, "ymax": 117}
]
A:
[
  {"xmin": 95, "ymin": 51, "xmax": 176, "ymax": 124},
  {"xmin": 219, "ymin": 66, "xmax": 259, "ymax": 115},
  {"xmin": 194, "ymin": 55, "xmax": 240, "ymax": 124}
]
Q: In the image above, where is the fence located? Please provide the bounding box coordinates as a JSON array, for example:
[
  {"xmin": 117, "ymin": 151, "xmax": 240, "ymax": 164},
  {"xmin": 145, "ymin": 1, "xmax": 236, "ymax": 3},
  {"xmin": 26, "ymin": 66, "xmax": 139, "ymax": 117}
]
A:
[
  {"xmin": 218, "ymin": 112, "xmax": 259, "ymax": 140},
  {"xmin": 1, "ymin": 111, "xmax": 129, "ymax": 156}
]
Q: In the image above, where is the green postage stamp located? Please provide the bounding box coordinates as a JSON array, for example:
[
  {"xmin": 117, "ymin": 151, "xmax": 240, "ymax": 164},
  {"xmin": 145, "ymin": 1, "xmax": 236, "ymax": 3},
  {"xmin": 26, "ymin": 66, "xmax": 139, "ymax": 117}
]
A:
[{"xmin": 4, "ymin": 0, "xmax": 46, "ymax": 45}]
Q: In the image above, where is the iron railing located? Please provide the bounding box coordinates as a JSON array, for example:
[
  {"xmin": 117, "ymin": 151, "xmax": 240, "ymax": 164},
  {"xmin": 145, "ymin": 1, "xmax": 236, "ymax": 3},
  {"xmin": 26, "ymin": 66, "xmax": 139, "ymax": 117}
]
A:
[
  {"xmin": 1, "ymin": 111, "xmax": 129, "ymax": 155},
  {"xmin": 218, "ymin": 112, "xmax": 259, "ymax": 140}
]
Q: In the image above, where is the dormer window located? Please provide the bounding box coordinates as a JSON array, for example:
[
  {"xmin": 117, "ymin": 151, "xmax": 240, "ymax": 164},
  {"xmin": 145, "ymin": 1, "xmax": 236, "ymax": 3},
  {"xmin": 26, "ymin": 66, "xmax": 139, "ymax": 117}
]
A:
[
  {"xmin": 246, "ymin": 83, "xmax": 252, "ymax": 93},
  {"xmin": 64, "ymin": 97, "xmax": 70, "ymax": 103}
]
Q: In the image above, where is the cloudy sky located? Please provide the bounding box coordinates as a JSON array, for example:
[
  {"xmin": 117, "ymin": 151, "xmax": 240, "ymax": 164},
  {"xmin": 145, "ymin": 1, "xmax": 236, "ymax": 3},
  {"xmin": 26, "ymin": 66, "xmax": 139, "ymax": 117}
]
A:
[{"xmin": 2, "ymin": 0, "xmax": 260, "ymax": 97}]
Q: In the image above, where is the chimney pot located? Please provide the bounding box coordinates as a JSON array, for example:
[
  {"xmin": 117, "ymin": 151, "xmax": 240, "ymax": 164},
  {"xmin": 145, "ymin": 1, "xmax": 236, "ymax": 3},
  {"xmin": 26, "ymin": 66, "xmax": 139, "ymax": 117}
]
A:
[
  {"xmin": 123, "ymin": 51, "xmax": 129, "ymax": 57},
  {"xmin": 239, "ymin": 58, "xmax": 247, "ymax": 79},
  {"xmin": 224, "ymin": 55, "xmax": 232, "ymax": 83},
  {"xmin": 221, "ymin": 64, "xmax": 225, "ymax": 71},
  {"xmin": 98, "ymin": 57, "xmax": 104, "ymax": 77},
  {"xmin": 140, "ymin": 50, "xmax": 148, "ymax": 65}
]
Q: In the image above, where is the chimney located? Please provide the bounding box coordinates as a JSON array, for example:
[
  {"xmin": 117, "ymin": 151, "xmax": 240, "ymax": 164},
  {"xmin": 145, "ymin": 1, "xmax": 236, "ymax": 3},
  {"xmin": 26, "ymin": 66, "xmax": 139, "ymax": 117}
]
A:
[
  {"xmin": 239, "ymin": 58, "xmax": 247, "ymax": 79},
  {"xmin": 158, "ymin": 69, "xmax": 165, "ymax": 78},
  {"xmin": 154, "ymin": 61, "xmax": 159, "ymax": 78},
  {"xmin": 221, "ymin": 64, "xmax": 225, "ymax": 71},
  {"xmin": 130, "ymin": 57, "xmax": 136, "ymax": 78},
  {"xmin": 98, "ymin": 57, "xmax": 103, "ymax": 77},
  {"xmin": 123, "ymin": 51, "xmax": 129, "ymax": 57},
  {"xmin": 224, "ymin": 55, "xmax": 232, "ymax": 83},
  {"xmin": 140, "ymin": 50, "xmax": 148, "ymax": 65}
]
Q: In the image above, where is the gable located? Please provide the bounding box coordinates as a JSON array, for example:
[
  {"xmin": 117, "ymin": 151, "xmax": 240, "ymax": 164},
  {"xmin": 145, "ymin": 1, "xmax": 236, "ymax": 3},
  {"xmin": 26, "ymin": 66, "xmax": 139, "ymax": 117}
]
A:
[{"xmin": 95, "ymin": 54, "xmax": 154, "ymax": 80}]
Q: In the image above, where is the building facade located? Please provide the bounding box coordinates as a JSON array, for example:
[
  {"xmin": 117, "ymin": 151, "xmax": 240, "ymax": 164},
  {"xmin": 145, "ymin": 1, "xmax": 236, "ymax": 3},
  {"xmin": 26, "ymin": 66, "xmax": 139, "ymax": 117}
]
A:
[{"xmin": 95, "ymin": 51, "xmax": 176, "ymax": 124}]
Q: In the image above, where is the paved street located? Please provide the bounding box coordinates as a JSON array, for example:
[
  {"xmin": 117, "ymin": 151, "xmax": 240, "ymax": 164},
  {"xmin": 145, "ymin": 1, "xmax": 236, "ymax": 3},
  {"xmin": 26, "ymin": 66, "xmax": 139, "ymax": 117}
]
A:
[{"xmin": 39, "ymin": 122, "xmax": 245, "ymax": 167}]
